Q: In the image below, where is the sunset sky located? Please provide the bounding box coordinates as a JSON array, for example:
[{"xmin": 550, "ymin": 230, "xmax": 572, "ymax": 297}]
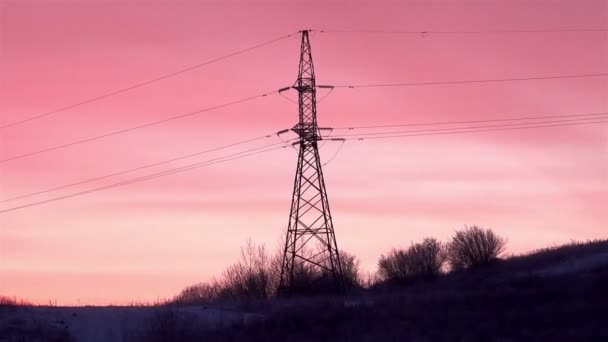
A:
[{"xmin": 1, "ymin": 0, "xmax": 607, "ymax": 305}]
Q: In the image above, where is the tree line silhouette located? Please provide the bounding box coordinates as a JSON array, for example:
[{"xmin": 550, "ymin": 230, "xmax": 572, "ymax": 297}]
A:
[{"xmin": 171, "ymin": 225, "xmax": 506, "ymax": 303}]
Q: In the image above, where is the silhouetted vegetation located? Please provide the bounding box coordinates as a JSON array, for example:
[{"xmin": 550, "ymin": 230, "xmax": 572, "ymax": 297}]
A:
[
  {"xmin": 0, "ymin": 296, "xmax": 32, "ymax": 307},
  {"xmin": 171, "ymin": 240, "xmax": 363, "ymax": 305},
  {"xmin": 448, "ymin": 225, "xmax": 506, "ymax": 270},
  {"xmin": 172, "ymin": 240, "xmax": 277, "ymax": 304},
  {"xmin": 5, "ymin": 230, "xmax": 607, "ymax": 342},
  {"xmin": 134, "ymin": 308, "xmax": 206, "ymax": 342},
  {"xmin": 338, "ymin": 250, "xmax": 363, "ymax": 290},
  {"xmin": 135, "ymin": 238, "xmax": 608, "ymax": 342},
  {"xmin": 221, "ymin": 240, "xmax": 277, "ymax": 300},
  {"xmin": 279, "ymin": 248, "xmax": 364, "ymax": 295},
  {"xmin": 377, "ymin": 238, "xmax": 447, "ymax": 284}
]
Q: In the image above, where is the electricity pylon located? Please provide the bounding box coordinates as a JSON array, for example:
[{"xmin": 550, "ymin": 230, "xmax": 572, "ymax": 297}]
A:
[{"xmin": 279, "ymin": 30, "xmax": 343, "ymax": 293}]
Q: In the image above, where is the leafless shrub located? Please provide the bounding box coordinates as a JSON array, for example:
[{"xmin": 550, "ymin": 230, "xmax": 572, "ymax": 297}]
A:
[
  {"xmin": 273, "ymin": 246, "xmax": 364, "ymax": 295},
  {"xmin": 171, "ymin": 282, "xmax": 221, "ymax": 305},
  {"xmin": 0, "ymin": 295, "xmax": 32, "ymax": 306},
  {"xmin": 219, "ymin": 239, "xmax": 274, "ymax": 300},
  {"xmin": 173, "ymin": 240, "xmax": 363, "ymax": 303},
  {"xmin": 171, "ymin": 240, "xmax": 278, "ymax": 304},
  {"xmin": 407, "ymin": 238, "xmax": 448, "ymax": 278},
  {"xmin": 448, "ymin": 225, "xmax": 506, "ymax": 271},
  {"xmin": 339, "ymin": 250, "xmax": 363, "ymax": 290},
  {"xmin": 377, "ymin": 238, "xmax": 448, "ymax": 283},
  {"xmin": 378, "ymin": 249, "xmax": 409, "ymax": 282}
]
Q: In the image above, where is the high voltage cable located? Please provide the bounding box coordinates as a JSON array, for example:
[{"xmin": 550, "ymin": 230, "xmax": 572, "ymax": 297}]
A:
[
  {"xmin": 321, "ymin": 73, "xmax": 608, "ymax": 89},
  {"xmin": 4, "ymin": 71, "xmax": 603, "ymax": 163},
  {"xmin": 330, "ymin": 116, "xmax": 608, "ymax": 137},
  {"xmin": 331, "ymin": 112, "xmax": 608, "ymax": 130},
  {"xmin": 0, "ymin": 132, "xmax": 287, "ymax": 203},
  {"xmin": 318, "ymin": 28, "xmax": 608, "ymax": 35},
  {"xmin": 0, "ymin": 32, "xmax": 296, "ymax": 129},
  {"xmin": 330, "ymin": 114, "xmax": 608, "ymax": 137},
  {"xmin": 3, "ymin": 119, "xmax": 606, "ymax": 213},
  {"xmin": 0, "ymin": 90, "xmax": 283, "ymax": 163},
  {"xmin": 0, "ymin": 143, "xmax": 291, "ymax": 214},
  {"xmin": 4, "ymin": 112, "xmax": 605, "ymax": 199},
  {"xmin": 322, "ymin": 139, "xmax": 345, "ymax": 167},
  {"xmin": 329, "ymin": 119, "xmax": 608, "ymax": 141}
]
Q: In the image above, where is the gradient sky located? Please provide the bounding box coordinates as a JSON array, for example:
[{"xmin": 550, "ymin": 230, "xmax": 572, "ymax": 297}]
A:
[{"xmin": 1, "ymin": 0, "xmax": 607, "ymax": 305}]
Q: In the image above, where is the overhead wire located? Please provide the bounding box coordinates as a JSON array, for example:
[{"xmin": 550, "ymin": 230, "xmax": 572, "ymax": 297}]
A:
[
  {"xmin": 322, "ymin": 139, "xmax": 345, "ymax": 167},
  {"xmin": 4, "ymin": 117, "xmax": 605, "ymax": 213},
  {"xmin": 0, "ymin": 131, "xmax": 288, "ymax": 203},
  {"xmin": 331, "ymin": 111, "xmax": 608, "ymax": 130},
  {"xmin": 0, "ymin": 32, "xmax": 297, "ymax": 129},
  {"xmin": 0, "ymin": 141, "xmax": 294, "ymax": 214},
  {"xmin": 4, "ymin": 116, "xmax": 606, "ymax": 212},
  {"xmin": 328, "ymin": 118, "xmax": 608, "ymax": 141},
  {"xmin": 4, "ymin": 29, "xmax": 607, "ymax": 211},
  {"xmin": 0, "ymin": 89, "xmax": 284, "ymax": 164},
  {"xmin": 320, "ymin": 73, "xmax": 608, "ymax": 89},
  {"xmin": 318, "ymin": 28, "xmax": 608, "ymax": 35},
  {"xmin": 276, "ymin": 129, "xmax": 298, "ymax": 151},
  {"xmin": 5, "ymin": 72, "xmax": 604, "ymax": 163},
  {"xmin": 278, "ymin": 91, "xmax": 298, "ymax": 104},
  {"xmin": 316, "ymin": 87, "xmax": 335, "ymax": 103},
  {"xmin": 330, "ymin": 114, "xmax": 608, "ymax": 137}
]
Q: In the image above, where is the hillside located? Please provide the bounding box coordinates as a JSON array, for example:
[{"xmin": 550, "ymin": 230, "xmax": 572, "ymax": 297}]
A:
[
  {"xmin": 195, "ymin": 240, "xmax": 608, "ymax": 341},
  {"xmin": 2, "ymin": 240, "xmax": 607, "ymax": 341}
]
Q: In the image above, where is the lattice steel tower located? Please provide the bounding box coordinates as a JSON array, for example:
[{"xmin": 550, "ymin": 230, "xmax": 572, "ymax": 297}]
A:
[{"xmin": 279, "ymin": 30, "xmax": 343, "ymax": 292}]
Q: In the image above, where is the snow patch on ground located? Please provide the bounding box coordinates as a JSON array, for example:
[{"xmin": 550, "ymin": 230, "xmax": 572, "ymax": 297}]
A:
[
  {"xmin": 0, "ymin": 305, "xmax": 260, "ymax": 342},
  {"xmin": 534, "ymin": 252, "xmax": 608, "ymax": 277}
]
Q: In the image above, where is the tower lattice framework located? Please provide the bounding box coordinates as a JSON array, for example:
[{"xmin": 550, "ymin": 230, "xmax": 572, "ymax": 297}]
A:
[{"xmin": 279, "ymin": 30, "xmax": 343, "ymax": 292}]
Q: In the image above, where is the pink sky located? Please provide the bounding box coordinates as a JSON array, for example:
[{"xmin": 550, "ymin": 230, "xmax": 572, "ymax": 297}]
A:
[{"xmin": 1, "ymin": 0, "xmax": 607, "ymax": 305}]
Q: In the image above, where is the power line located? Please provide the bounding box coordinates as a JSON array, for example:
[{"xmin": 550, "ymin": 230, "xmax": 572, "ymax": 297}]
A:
[
  {"xmin": 319, "ymin": 28, "xmax": 608, "ymax": 35},
  {"xmin": 322, "ymin": 139, "xmax": 345, "ymax": 167},
  {"xmin": 0, "ymin": 132, "xmax": 289, "ymax": 203},
  {"xmin": 331, "ymin": 111, "xmax": 608, "ymax": 130},
  {"xmin": 331, "ymin": 116, "xmax": 608, "ymax": 137},
  {"xmin": 329, "ymin": 119, "xmax": 608, "ymax": 141},
  {"xmin": 0, "ymin": 143, "xmax": 290, "ymax": 214},
  {"xmin": 0, "ymin": 32, "xmax": 296, "ymax": 129},
  {"xmin": 4, "ymin": 75, "xmax": 602, "ymax": 164},
  {"xmin": 278, "ymin": 91, "xmax": 298, "ymax": 104},
  {"xmin": 317, "ymin": 87, "xmax": 335, "ymax": 104},
  {"xmin": 0, "ymin": 90, "xmax": 283, "ymax": 163},
  {"xmin": 4, "ymin": 119, "xmax": 605, "ymax": 213},
  {"xmin": 320, "ymin": 73, "xmax": 608, "ymax": 89}
]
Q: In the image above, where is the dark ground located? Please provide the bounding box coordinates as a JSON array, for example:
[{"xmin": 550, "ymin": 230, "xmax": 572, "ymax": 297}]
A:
[
  {"xmin": 2, "ymin": 240, "xmax": 608, "ymax": 341},
  {"xmin": 152, "ymin": 240, "xmax": 608, "ymax": 342}
]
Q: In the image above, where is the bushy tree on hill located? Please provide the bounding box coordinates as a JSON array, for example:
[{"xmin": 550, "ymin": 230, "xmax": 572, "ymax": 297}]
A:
[
  {"xmin": 448, "ymin": 225, "xmax": 506, "ymax": 271},
  {"xmin": 377, "ymin": 238, "xmax": 448, "ymax": 283},
  {"xmin": 339, "ymin": 250, "xmax": 363, "ymax": 290},
  {"xmin": 172, "ymin": 225, "xmax": 508, "ymax": 303}
]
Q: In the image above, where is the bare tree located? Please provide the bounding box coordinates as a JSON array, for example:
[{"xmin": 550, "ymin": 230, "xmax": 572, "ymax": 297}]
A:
[
  {"xmin": 278, "ymin": 247, "xmax": 363, "ymax": 294},
  {"xmin": 448, "ymin": 225, "xmax": 507, "ymax": 271},
  {"xmin": 407, "ymin": 238, "xmax": 448, "ymax": 279},
  {"xmin": 171, "ymin": 282, "xmax": 220, "ymax": 304},
  {"xmin": 378, "ymin": 249, "xmax": 411, "ymax": 282},
  {"xmin": 377, "ymin": 238, "xmax": 448, "ymax": 283},
  {"xmin": 339, "ymin": 250, "xmax": 363, "ymax": 290},
  {"xmin": 172, "ymin": 239, "xmax": 277, "ymax": 304},
  {"xmin": 172, "ymin": 239, "xmax": 363, "ymax": 303},
  {"xmin": 220, "ymin": 239, "xmax": 274, "ymax": 300}
]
